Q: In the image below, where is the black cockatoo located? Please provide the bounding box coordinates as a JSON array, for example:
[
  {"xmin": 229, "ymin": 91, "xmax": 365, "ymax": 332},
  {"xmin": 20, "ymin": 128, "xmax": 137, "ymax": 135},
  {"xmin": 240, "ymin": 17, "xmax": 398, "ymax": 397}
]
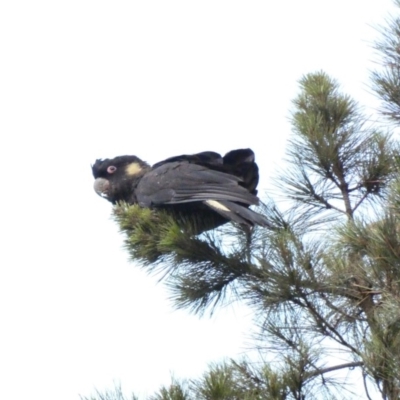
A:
[{"xmin": 92, "ymin": 148, "xmax": 269, "ymax": 233}]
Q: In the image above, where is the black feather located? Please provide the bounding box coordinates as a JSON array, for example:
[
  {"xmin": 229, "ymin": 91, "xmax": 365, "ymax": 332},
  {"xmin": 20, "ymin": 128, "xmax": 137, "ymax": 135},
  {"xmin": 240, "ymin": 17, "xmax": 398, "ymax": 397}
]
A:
[{"xmin": 92, "ymin": 149, "xmax": 270, "ymax": 233}]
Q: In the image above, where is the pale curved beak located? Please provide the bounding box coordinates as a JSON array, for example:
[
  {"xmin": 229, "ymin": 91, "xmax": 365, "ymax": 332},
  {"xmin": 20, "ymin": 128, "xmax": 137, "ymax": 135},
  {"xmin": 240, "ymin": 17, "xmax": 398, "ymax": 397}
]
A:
[{"xmin": 93, "ymin": 178, "xmax": 110, "ymax": 198}]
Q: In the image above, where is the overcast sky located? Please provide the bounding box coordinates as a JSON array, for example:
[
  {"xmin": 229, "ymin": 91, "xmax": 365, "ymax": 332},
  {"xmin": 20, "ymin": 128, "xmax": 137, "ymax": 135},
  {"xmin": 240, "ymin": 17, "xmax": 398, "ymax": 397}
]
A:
[{"xmin": 0, "ymin": 1, "xmax": 396, "ymax": 399}]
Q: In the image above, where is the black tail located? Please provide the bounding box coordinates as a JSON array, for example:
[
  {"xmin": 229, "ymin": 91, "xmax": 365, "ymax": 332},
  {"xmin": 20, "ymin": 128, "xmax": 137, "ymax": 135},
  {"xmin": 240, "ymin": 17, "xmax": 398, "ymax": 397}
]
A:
[{"xmin": 204, "ymin": 199, "xmax": 271, "ymax": 228}]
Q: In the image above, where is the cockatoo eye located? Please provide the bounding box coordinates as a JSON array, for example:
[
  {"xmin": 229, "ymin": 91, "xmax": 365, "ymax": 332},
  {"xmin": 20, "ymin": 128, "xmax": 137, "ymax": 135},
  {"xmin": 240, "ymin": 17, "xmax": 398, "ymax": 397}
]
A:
[{"xmin": 107, "ymin": 166, "xmax": 117, "ymax": 174}]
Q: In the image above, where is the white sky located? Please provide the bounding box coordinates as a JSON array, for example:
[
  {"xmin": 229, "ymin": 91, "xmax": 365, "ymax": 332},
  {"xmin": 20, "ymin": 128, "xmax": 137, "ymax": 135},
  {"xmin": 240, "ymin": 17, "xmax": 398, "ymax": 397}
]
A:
[{"xmin": 0, "ymin": 1, "xmax": 396, "ymax": 399}]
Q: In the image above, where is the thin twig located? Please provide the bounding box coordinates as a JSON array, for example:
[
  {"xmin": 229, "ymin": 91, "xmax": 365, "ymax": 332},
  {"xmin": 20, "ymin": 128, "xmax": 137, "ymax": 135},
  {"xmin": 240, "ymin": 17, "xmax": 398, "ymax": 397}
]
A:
[
  {"xmin": 363, "ymin": 371, "xmax": 374, "ymax": 400},
  {"xmin": 353, "ymin": 192, "xmax": 369, "ymax": 212},
  {"xmin": 306, "ymin": 361, "xmax": 364, "ymax": 379}
]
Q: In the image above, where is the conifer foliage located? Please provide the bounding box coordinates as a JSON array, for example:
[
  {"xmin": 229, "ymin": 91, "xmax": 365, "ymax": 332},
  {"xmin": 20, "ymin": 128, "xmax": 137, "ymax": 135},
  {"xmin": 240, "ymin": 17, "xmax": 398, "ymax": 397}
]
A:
[{"xmin": 85, "ymin": 3, "xmax": 400, "ymax": 399}]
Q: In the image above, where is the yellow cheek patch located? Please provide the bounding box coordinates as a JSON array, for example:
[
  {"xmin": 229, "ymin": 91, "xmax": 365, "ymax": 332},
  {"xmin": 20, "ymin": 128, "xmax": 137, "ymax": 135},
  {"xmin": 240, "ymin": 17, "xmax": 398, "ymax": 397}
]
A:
[
  {"xmin": 125, "ymin": 162, "xmax": 142, "ymax": 176},
  {"xmin": 205, "ymin": 200, "xmax": 231, "ymax": 212}
]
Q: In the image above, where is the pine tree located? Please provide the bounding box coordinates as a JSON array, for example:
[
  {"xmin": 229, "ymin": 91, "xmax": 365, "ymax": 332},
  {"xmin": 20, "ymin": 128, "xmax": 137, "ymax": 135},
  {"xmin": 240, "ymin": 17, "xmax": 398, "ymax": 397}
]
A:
[{"xmin": 84, "ymin": 2, "xmax": 400, "ymax": 399}]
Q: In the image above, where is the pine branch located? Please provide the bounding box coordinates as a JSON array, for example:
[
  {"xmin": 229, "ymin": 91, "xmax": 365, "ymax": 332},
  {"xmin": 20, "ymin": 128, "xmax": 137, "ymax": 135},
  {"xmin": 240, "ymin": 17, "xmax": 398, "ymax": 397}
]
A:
[{"xmin": 306, "ymin": 361, "xmax": 364, "ymax": 379}]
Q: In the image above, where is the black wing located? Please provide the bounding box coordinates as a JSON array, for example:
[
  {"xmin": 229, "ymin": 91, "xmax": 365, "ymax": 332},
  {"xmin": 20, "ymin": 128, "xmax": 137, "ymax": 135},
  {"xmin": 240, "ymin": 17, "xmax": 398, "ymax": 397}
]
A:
[
  {"xmin": 135, "ymin": 160, "xmax": 271, "ymax": 228},
  {"xmin": 151, "ymin": 151, "xmax": 222, "ymax": 169},
  {"xmin": 136, "ymin": 161, "xmax": 258, "ymax": 208}
]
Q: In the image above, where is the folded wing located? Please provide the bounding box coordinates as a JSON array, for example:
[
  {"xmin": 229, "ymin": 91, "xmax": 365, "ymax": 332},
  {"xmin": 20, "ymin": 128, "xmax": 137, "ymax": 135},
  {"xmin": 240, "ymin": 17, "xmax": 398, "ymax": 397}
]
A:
[{"xmin": 136, "ymin": 161, "xmax": 270, "ymax": 227}]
